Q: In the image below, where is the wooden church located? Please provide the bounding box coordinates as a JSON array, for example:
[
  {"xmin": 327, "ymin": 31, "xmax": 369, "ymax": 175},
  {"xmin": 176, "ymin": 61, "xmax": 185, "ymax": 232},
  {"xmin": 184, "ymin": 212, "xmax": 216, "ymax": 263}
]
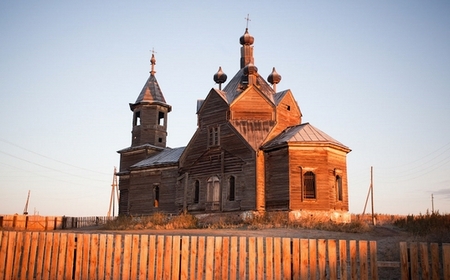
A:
[{"xmin": 117, "ymin": 28, "xmax": 351, "ymax": 221}]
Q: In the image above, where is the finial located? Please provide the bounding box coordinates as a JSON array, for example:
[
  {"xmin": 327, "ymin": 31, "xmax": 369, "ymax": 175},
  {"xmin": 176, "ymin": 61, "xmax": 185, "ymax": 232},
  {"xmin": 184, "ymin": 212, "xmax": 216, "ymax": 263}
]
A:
[
  {"xmin": 268, "ymin": 67, "xmax": 282, "ymax": 91},
  {"xmin": 245, "ymin": 14, "xmax": 251, "ymax": 29},
  {"xmin": 213, "ymin": 66, "xmax": 227, "ymax": 90},
  {"xmin": 150, "ymin": 48, "xmax": 157, "ymax": 75}
]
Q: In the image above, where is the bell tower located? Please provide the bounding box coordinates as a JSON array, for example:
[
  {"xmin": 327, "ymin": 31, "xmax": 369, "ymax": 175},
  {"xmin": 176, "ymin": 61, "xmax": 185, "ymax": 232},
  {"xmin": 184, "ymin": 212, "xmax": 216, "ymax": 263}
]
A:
[{"xmin": 129, "ymin": 53, "xmax": 171, "ymax": 148}]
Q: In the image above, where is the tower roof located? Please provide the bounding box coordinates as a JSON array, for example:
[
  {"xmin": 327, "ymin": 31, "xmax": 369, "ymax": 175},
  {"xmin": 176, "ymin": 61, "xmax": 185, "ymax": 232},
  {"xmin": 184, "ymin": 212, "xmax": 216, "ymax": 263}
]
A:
[{"xmin": 130, "ymin": 53, "xmax": 170, "ymax": 110}]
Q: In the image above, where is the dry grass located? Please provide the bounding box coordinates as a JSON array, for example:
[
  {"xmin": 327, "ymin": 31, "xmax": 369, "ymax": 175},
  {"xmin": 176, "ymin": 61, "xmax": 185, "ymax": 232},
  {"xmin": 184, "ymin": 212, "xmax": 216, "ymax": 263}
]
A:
[
  {"xmin": 393, "ymin": 211, "xmax": 450, "ymax": 243},
  {"xmin": 103, "ymin": 213, "xmax": 198, "ymax": 230}
]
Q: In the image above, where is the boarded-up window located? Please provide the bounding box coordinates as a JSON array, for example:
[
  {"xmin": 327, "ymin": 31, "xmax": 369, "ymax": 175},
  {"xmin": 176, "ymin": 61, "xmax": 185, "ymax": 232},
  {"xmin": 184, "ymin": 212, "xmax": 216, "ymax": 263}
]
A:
[
  {"xmin": 304, "ymin": 171, "xmax": 316, "ymax": 199},
  {"xmin": 229, "ymin": 176, "xmax": 235, "ymax": 201},
  {"xmin": 153, "ymin": 185, "xmax": 159, "ymax": 207},
  {"xmin": 194, "ymin": 180, "xmax": 200, "ymax": 204},
  {"xmin": 336, "ymin": 175, "xmax": 343, "ymax": 201}
]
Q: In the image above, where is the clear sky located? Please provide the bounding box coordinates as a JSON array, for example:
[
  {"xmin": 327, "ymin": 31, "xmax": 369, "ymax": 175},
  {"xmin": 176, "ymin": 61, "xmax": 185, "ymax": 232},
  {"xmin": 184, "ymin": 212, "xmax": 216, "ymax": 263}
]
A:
[{"xmin": 1, "ymin": 1, "xmax": 449, "ymax": 217}]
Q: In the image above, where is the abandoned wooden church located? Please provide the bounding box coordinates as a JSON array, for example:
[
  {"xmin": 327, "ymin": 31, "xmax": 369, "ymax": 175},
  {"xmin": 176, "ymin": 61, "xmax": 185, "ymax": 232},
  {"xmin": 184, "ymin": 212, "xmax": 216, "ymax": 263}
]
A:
[{"xmin": 117, "ymin": 28, "xmax": 351, "ymax": 221}]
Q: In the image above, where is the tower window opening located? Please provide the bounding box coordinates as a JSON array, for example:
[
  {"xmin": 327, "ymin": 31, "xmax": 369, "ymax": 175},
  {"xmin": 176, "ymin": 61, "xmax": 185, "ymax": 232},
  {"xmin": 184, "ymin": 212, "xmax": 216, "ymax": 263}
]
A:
[
  {"xmin": 158, "ymin": 137, "xmax": 163, "ymax": 143},
  {"xmin": 158, "ymin": 111, "xmax": 165, "ymax": 126},
  {"xmin": 133, "ymin": 111, "xmax": 141, "ymax": 126},
  {"xmin": 194, "ymin": 180, "xmax": 200, "ymax": 204}
]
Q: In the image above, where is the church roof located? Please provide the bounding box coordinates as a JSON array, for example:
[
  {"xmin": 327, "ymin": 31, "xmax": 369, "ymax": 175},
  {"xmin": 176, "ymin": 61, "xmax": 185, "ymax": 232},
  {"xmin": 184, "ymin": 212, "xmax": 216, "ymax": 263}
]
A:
[
  {"xmin": 130, "ymin": 53, "xmax": 169, "ymax": 110},
  {"xmin": 262, "ymin": 123, "xmax": 350, "ymax": 152},
  {"xmin": 222, "ymin": 68, "xmax": 275, "ymax": 104},
  {"xmin": 131, "ymin": 147, "xmax": 185, "ymax": 169}
]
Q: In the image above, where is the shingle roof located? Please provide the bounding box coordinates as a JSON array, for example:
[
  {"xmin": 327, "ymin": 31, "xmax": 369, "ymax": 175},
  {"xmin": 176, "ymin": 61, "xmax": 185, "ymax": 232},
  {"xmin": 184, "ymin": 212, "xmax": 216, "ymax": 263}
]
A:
[
  {"xmin": 131, "ymin": 147, "xmax": 185, "ymax": 169},
  {"xmin": 134, "ymin": 74, "xmax": 166, "ymax": 104},
  {"xmin": 262, "ymin": 123, "xmax": 350, "ymax": 151}
]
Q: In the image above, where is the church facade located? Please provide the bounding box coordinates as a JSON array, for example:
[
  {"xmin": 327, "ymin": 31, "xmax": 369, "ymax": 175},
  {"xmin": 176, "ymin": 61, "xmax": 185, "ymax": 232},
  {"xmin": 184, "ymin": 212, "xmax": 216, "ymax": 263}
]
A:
[{"xmin": 117, "ymin": 28, "xmax": 351, "ymax": 221}]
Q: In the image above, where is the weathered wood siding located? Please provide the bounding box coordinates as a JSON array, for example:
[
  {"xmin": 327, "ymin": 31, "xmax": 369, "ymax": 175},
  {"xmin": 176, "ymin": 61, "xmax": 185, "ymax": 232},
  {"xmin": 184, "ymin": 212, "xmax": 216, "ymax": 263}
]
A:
[
  {"xmin": 127, "ymin": 167, "xmax": 179, "ymax": 215},
  {"xmin": 288, "ymin": 145, "xmax": 349, "ymax": 211},
  {"xmin": 179, "ymin": 91, "xmax": 257, "ymax": 213},
  {"xmin": 270, "ymin": 91, "xmax": 302, "ymax": 140},
  {"xmin": 264, "ymin": 147, "xmax": 290, "ymax": 210},
  {"xmin": 230, "ymin": 88, "xmax": 274, "ymax": 121},
  {"xmin": 131, "ymin": 104, "xmax": 169, "ymax": 147}
]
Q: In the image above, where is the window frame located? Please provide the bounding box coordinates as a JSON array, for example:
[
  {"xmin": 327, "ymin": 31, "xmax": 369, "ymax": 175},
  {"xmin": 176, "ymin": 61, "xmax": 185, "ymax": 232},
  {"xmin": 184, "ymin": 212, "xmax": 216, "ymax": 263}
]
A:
[{"xmin": 303, "ymin": 171, "xmax": 316, "ymax": 200}]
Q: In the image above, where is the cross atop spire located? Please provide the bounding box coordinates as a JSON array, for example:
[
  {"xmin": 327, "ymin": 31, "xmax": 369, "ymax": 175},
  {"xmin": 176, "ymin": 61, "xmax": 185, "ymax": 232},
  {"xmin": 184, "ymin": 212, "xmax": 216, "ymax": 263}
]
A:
[
  {"xmin": 150, "ymin": 48, "xmax": 157, "ymax": 75},
  {"xmin": 245, "ymin": 14, "xmax": 251, "ymax": 29}
]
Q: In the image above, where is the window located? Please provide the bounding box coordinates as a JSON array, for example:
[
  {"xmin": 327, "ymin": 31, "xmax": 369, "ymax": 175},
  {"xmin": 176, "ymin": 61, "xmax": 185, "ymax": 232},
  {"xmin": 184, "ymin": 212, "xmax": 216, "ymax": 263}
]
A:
[
  {"xmin": 153, "ymin": 185, "xmax": 159, "ymax": 207},
  {"xmin": 158, "ymin": 111, "xmax": 165, "ymax": 126},
  {"xmin": 207, "ymin": 176, "xmax": 220, "ymax": 203},
  {"xmin": 229, "ymin": 176, "xmax": 235, "ymax": 201},
  {"xmin": 133, "ymin": 111, "xmax": 141, "ymax": 126},
  {"xmin": 208, "ymin": 126, "xmax": 220, "ymax": 147},
  {"xmin": 194, "ymin": 180, "xmax": 200, "ymax": 204},
  {"xmin": 304, "ymin": 171, "xmax": 316, "ymax": 199},
  {"xmin": 336, "ymin": 175, "xmax": 343, "ymax": 201}
]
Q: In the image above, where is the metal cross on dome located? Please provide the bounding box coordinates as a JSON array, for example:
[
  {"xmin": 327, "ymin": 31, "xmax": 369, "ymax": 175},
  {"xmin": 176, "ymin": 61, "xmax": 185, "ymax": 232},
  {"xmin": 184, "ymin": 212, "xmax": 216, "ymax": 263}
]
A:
[{"xmin": 245, "ymin": 14, "xmax": 251, "ymax": 28}]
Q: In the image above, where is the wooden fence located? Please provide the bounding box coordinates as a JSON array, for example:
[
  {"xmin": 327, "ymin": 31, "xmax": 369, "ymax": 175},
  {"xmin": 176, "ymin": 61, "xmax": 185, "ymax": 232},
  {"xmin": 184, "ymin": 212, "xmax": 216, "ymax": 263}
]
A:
[
  {"xmin": 0, "ymin": 231, "xmax": 449, "ymax": 280},
  {"xmin": 0, "ymin": 215, "xmax": 112, "ymax": 230}
]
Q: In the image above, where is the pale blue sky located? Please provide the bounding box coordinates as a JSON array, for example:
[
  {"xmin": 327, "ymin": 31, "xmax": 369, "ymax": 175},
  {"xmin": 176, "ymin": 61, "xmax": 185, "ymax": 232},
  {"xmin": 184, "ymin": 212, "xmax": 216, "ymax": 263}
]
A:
[{"xmin": 1, "ymin": 1, "xmax": 449, "ymax": 216}]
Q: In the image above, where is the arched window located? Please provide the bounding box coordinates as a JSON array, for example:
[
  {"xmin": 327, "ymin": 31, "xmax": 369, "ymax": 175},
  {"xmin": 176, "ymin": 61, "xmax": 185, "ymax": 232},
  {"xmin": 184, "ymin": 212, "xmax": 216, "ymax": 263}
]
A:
[
  {"xmin": 194, "ymin": 180, "xmax": 200, "ymax": 204},
  {"xmin": 336, "ymin": 175, "xmax": 343, "ymax": 201},
  {"xmin": 229, "ymin": 176, "xmax": 235, "ymax": 201},
  {"xmin": 304, "ymin": 171, "xmax": 316, "ymax": 199},
  {"xmin": 153, "ymin": 185, "xmax": 160, "ymax": 207}
]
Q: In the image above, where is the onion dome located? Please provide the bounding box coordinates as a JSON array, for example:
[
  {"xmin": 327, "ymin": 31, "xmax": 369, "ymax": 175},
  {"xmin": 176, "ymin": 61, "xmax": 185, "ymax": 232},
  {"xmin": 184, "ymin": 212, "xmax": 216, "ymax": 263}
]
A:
[
  {"xmin": 243, "ymin": 62, "xmax": 258, "ymax": 76},
  {"xmin": 239, "ymin": 28, "xmax": 254, "ymax": 46},
  {"xmin": 213, "ymin": 66, "xmax": 227, "ymax": 84},
  {"xmin": 267, "ymin": 67, "xmax": 281, "ymax": 85}
]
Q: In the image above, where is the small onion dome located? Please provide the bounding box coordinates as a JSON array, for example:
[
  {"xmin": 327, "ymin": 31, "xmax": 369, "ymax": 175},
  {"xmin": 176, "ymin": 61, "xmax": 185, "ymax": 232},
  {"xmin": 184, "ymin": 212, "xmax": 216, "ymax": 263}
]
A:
[
  {"xmin": 239, "ymin": 28, "xmax": 254, "ymax": 46},
  {"xmin": 244, "ymin": 62, "xmax": 258, "ymax": 76},
  {"xmin": 213, "ymin": 66, "xmax": 227, "ymax": 84},
  {"xmin": 267, "ymin": 67, "xmax": 281, "ymax": 85}
]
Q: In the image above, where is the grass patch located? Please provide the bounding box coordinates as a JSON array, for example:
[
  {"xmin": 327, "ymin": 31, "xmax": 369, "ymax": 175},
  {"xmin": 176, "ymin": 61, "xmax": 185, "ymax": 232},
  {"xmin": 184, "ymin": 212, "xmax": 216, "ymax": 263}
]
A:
[
  {"xmin": 103, "ymin": 213, "xmax": 198, "ymax": 230},
  {"xmin": 393, "ymin": 211, "xmax": 450, "ymax": 242}
]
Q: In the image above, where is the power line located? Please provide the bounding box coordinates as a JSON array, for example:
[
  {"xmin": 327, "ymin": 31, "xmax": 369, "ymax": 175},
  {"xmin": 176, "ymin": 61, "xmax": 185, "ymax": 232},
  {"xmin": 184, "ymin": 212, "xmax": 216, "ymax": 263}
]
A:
[{"xmin": 0, "ymin": 138, "xmax": 110, "ymax": 175}]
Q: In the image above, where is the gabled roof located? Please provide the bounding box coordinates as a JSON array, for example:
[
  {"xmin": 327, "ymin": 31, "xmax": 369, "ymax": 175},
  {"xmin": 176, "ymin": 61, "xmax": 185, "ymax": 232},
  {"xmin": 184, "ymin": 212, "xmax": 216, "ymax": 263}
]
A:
[
  {"xmin": 262, "ymin": 123, "xmax": 350, "ymax": 152},
  {"xmin": 273, "ymin": 90, "xmax": 289, "ymax": 105},
  {"xmin": 131, "ymin": 147, "xmax": 185, "ymax": 169},
  {"xmin": 222, "ymin": 68, "xmax": 275, "ymax": 104}
]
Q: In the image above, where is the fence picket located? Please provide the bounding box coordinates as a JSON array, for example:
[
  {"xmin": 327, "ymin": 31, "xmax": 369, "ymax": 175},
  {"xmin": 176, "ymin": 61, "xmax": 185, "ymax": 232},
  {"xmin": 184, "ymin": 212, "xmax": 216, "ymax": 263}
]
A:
[
  {"xmin": 172, "ymin": 236, "xmax": 181, "ymax": 280},
  {"xmin": 359, "ymin": 240, "xmax": 368, "ymax": 280},
  {"xmin": 214, "ymin": 236, "xmax": 223, "ymax": 280},
  {"xmin": 20, "ymin": 232, "xmax": 32, "ymax": 280},
  {"xmin": 222, "ymin": 236, "xmax": 231, "ymax": 280},
  {"xmin": 189, "ymin": 236, "xmax": 198, "ymax": 280},
  {"xmin": 65, "ymin": 233, "xmax": 76, "ymax": 280},
  {"xmin": 27, "ymin": 232, "xmax": 40, "ymax": 280},
  {"xmin": 112, "ymin": 235, "xmax": 122, "ymax": 280},
  {"xmin": 265, "ymin": 237, "xmax": 274, "ymax": 280},
  {"xmin": 130, "ymin": 235, "xmax": 140, "ymax": 279},
  {"xmin": 163, "ymin": 235, "xmax": 173, "ymax": 279},
  {"xmin": 300, "ymin": 239, "xmax": 309, "ymax": 280},
  {"xmin": 443, "ymin": 243, "xmax": 450, "ymax": 280},
  {"xmin": 339, "ymin": 239, "xmax": 347, "ymax": 280},
  {"xmin": 97, "ymin": 233, "xmax": 106, "ymax": 280},
  {"xmin": 370, "ymin": 241, "xmax": 378, "ymax": 280},
  {"xmin": 43, "ymin": 232, "xmax": 54, "ymax": 280},
  {"xmin": 318, "ymin": 239, "xmax": 326, "ymax": 280},
  {"xmin": 256, "ymin": 237, "xmax": 264, "ymax": 280},
  {"xmin": 49, "ymin": 233, "xmax": 60, "ymax": 279},
  {"xmin": 89, "ymin": 234, "xmax": 99, "ymax": 280},
  {"xmin": 328, "ymin": 239, "xmax": 337, "ymax": 280},
  {"xmin": 292, "ymin": 238, "xmax": 300, "ymax": 280},
  {"xmin": 139, "ymin": 235, "xmax": 149, "ymax": 280},
  {"xmin": 248, "ymin": 237, "xmax": 256, "ymax": 280},
  {"xmin": 399, "ymin": 242, "xmax": 409, "ymax": 280},
  {"xmin": 239, "ymin": 236, "xmax": 247, "ymax": 280},
  {"xmin": 57, "ymin": 233, "xmax": 67, "ymax": 280},
  {"xmin": 309, "ymin": 238, "xmax": 317, "ymax": 279},
  {"xmin": 180, "ymin": 236, "xmax": 190, "ymax": 280},
  {"xmin": 273, "ymin": 237, "xmax": 281, "ymax": 280},
  {"xmin": 229, "ymin": 236, "xmax": 238, "ymax": 280},
  {"xmin": 409, "ymin": 242, "xmax": 418, "ymax": 280},
  {"xmin": 104, "ymin": 234, "xmax": 114, "ymax": 280},
  {"xmin": 148, "ymin": 235, "xmax": 157, "ymax": 279},
  {"xmin": 197, "ymin": 236, "xmax": 206, "ymax": 280},
  {"xmin": 12, "ymin": 231, "xmax": 24, "ymax": 279},
  {"xmin": 205, "ymin": 236, "xmax": 215, "ymax": 280}
]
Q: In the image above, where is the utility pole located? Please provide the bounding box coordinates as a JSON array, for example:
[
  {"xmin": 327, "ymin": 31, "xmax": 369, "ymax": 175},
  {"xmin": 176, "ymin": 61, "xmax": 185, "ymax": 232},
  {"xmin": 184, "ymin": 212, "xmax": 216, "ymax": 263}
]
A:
[
  {"xmin": 431, "ymin": 193, "xmax": 434, "ymax": 214},
  {"xmin": 107, "ymin": 167, "xmax": 118, "ymax": 217},
  {"xmin": 362, "ymin": 166, "xmax": 376, "ymax": 225},
  {"xmin": 23, "ymin": 190, "xmax": 30, "ymax": 215}
]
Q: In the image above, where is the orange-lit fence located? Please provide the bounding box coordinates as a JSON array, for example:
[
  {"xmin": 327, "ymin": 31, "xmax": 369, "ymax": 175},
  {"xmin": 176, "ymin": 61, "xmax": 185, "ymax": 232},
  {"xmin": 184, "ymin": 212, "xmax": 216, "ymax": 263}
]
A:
[
  {"xmin": 0, "ymin": 231, "xmax": 449, "ymax": 280},
  {"xmin": 0, "ymin": 215, "xmax": 112, "ymax": 230}
]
